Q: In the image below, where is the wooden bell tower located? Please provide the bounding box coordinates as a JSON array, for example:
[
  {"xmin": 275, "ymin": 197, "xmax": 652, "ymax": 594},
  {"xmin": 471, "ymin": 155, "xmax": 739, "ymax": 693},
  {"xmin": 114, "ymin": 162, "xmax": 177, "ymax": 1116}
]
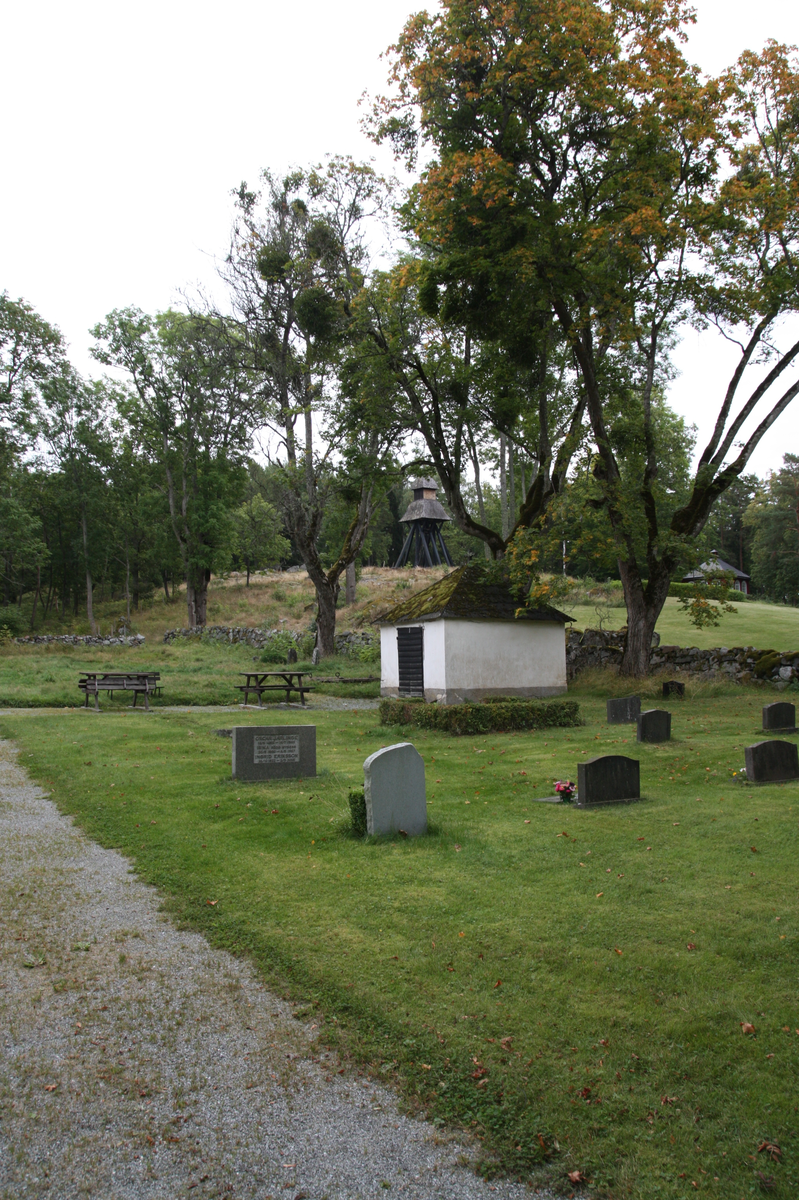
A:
[{"xmin": 393, "ymin": 478, "xmax": 453, "ymax": 568}]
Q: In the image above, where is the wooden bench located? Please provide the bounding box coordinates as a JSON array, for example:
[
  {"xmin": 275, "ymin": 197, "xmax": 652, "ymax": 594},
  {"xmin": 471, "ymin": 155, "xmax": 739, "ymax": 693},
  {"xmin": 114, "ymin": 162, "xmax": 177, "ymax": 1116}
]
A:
[
  {"xmin": 78, "ymin": 672, "xmax": 161, "ymax": 711},
  {"xmin": 235, "ymin": 671, "xmax": 313, "ymax": 707}
]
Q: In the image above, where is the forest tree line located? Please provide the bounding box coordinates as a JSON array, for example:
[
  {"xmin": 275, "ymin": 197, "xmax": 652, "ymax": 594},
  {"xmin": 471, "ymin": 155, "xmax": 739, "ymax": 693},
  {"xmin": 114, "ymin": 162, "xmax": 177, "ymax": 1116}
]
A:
[{"xmin": 3, "ymin": 1, "xmax": 799, "ymax": 670}]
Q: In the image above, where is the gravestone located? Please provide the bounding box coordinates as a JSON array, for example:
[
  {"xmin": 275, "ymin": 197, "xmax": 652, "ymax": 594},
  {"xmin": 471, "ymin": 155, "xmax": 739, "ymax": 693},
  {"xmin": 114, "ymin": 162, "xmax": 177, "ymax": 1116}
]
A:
[
  {"xmin": 363, "ymin": 743, "xmax": 427, "ymax": 836},
  {"xmin": 762, "ymin": 701, "xmax": 796, "ymax": 732},
  {"xmin": 606, "ymin": 695, "xmax": 641, "ymax": 724},
  {"xmin": 575, "ymin": 755, "xmax": 640, "ymax": 807},
  {"xmin": 637, "ymin": 709, "xmax": 671, "ymax": 743},
  {"xmin": 286, "ymin": 646, "xmax": 298, "ymax": 664},
  {"xmin": 744, "ymin": 740, "xmax": 799, "ymax": 784},
  {"xmin": 232, "ymin": 725, "xmax": 316, "ymax": 781},
  {"xmin": 662, "ymin": 680, "xmax": 685, "ymax": 699}
]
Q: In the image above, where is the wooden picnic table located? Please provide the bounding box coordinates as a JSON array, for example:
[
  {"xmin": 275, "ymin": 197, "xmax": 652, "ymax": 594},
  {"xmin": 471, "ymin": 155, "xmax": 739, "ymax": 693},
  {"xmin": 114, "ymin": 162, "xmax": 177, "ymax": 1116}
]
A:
[
  {"xmin": 235, "ymin": 671, "xmax": 313, "ymax": 707},
  {"xmin": 78, "ymin": 671, "xmax": 161, "ymax": 712}
]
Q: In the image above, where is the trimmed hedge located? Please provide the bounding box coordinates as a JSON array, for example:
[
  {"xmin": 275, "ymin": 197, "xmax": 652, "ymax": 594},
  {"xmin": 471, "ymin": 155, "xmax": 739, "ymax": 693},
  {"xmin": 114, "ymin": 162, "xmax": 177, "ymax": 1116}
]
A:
[{"xmin": 379, "ymin": 697, "xmax": 582, "ymax": 735}]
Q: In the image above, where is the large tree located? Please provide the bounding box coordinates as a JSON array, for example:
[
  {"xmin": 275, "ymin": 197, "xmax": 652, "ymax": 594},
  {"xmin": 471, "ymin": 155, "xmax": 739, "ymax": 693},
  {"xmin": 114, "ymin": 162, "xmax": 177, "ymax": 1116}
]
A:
[
  {"xmin": 373, "ymin": 2, "xmax": 799, "ymax": 673},
  {"xmin": 222, "ymin": 160, "xmax": 400, "ymax": 655},
  {"xmin": 92, "ymin": 309, "xmax": 258, "ymax": 627}
]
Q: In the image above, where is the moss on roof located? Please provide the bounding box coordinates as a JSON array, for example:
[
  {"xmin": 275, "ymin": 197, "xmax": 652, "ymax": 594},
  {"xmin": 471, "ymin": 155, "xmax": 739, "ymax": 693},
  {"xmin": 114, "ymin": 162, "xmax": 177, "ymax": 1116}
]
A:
[{"xmin": 375, "ymin": 564, "xmax": 574, "ymax": 625}]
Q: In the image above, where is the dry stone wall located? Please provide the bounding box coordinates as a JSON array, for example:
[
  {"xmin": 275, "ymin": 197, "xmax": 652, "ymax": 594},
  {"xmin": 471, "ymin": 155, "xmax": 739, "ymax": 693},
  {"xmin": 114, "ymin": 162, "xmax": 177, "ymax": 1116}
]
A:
[
  {"xmin": 13, "ymin": 634, "xmax": 145, "ymax": 647},
  {"xmin": 162, "ymin": 625, "xmax": 376, "ymax": 657},
  {"xmin": 567, "ymin": 628, "xmax": 799, "ymax": 686}
]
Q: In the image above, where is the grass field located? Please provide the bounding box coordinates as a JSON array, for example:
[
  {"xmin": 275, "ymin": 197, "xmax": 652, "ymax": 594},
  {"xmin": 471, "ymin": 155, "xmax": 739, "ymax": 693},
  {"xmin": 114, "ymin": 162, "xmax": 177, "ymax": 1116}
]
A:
[
  {"xmin": 568, "ymin": 596, "xmax": 799, "ymax": 653},
  {"xmin": 4, "ymin": 679, "xmax": 799, "ymax": 1199},
  {"xmin": 0, "ymin": 640, "xmax": 380, "ymax": 708}
]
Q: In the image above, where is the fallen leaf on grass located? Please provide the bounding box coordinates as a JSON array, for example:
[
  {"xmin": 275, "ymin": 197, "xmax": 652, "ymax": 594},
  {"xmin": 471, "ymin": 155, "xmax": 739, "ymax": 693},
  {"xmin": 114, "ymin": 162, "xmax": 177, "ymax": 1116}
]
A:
[
  {"xmin": 206, "ymin": 900, "xmax": 218, "ymax": 907},
  {"xmin": 596, "ymin": 892, "xmax": 604, "ymax": 898},
  {"xmin": 757, "ymin": 1170, "xmax": 776, "ymax": 1191},
  {"xmin": 751, "ymin": 846, "xmax": 758, "ymax": 853},
  {"xmin": 493, "ymin": 979, "xmax": 502, "ymax": 988},
  {"xmin": 758, "ymin": 1142, "xmax": 782, "ymax": 1162},
  {"xmin": 740, "ymin": 1022, "xmax": 756, "ymax": 1035},
  {"xmin": 44, "ymin": 1084, "xmax": 57, "ymax": 1092},
  {"xmin": 661, "ymin": 1095, "xmax": 679, "ymax": 1105},
  {"xmin": 454, "ymin": 844, "xmax": 462, "ymax": 852},
  {"xmin": 23, "ymin": 957, "xmax": 45, "ymax": 968},
  {"xmin": 614, "ymin": 947, "xmax": 623, "ymax": 955},
  {"xmin": 567, "ymin": 1170, "xmax": 587, "ymax": 1183},
  {"xmin": 687, "ymin": 943, "xmax": 696, "ymax": 951},
  {"xmin": 524, "ymin": 819, "xmax": 530, "ymax": 824}
]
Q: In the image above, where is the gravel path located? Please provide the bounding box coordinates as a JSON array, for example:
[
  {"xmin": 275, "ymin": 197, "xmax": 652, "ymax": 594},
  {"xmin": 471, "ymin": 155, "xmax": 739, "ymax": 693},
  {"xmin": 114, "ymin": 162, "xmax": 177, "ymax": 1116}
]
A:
[{"xmin": 0, "ymin": 738, "xmax": 549, "ymax": 1200}]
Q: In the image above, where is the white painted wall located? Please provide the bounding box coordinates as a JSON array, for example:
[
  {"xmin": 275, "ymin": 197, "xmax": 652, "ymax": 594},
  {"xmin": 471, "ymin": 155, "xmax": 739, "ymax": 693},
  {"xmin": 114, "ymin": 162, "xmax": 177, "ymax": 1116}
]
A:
[
  {"xmin": 443, "ymin": 618, "xmax": 567, "ymax": 701},
  {"xmin": 379, "ymin": 617, "xmax": 568, "ymax": 702},
  {"xmin": 380, "ymin": 624, "xmax": 399, "ymax": 690}
]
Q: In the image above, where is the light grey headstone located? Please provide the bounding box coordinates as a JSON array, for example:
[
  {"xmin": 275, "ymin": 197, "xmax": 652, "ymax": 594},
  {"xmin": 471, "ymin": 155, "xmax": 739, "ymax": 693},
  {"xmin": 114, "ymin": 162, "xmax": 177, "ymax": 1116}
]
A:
[
  {"xmin": 232, "ymin": 725, "xmax": 316, "ymax": 781},
  {"xmin": 363, "ymin": 743, "xmax": 427, "ymax": 836}
]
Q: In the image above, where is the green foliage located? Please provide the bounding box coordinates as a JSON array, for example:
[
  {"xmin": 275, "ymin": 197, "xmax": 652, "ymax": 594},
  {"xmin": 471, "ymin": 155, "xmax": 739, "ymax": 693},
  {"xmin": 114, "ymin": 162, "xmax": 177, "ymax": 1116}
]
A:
[
  {"xmin": 232, "ymin": 494, "xmax": 290, "ymax": 579},
  {"xmin": 348, "ymin": 789, "xmax": 367, "ymax": 837},
  {"xmin": 379, "ymin": 697, "xmax": 581, "ymax": 735},
  {"xmin": 676, "ymin": 570, "xmax": 738, "ymax": 629},
  {"xmin": 259, "ymin": 631, "xmax": 300, "ymax": 664},
  {"xmin": 746, "ymin": 455, "xmax": 799, "ymax": 603}
]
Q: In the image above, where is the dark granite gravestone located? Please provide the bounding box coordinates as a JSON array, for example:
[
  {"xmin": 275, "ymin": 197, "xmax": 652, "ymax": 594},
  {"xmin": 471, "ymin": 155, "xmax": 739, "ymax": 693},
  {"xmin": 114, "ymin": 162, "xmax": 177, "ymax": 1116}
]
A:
[
  {"xmin": 762, "ymin": 702, "xmax": 796, "ymax": 732},
  {"xmin": 575, "ymin": 755, "xmax": 640, "ymax": 806},
  {"xmin": 363, "ymin": 743, "xmax": 427, "ymax": 836},
  {"xmin": 744, "ymin": 740, "xmax": 799, "ymax": 784},
  {"xmin": 606, "ymin": 695, "xmax": 641, "ymax": 724},
  {"xmin": 232, "ymin": 725, "xmax": 316, "ymax": 781},
  {"xmin": 662, "ymin": 680, "xmax": 685, "ymax": 699},
  {"xmin": 637, "ymin": 709, "xmax": 672, "ymax": 743},
  {"xmin": 286, "ymin": 646, "xmax": 298, "ymax": 664}
]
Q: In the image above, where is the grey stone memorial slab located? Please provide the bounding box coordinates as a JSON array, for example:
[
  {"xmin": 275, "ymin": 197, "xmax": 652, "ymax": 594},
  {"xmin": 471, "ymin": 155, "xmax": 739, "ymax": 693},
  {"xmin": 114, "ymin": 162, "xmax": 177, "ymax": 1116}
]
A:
[
  {"xmin": 286, "ymin": 646, "xmax": 298, "ymax": 664},
  {"xmin": 744, "ymin": 740, "xmax": 799, "ymax": 784},
  {"xmin": 762, "ymin": 702, "xmax": 796, "ymax": 732},
  {"xmin": 232, "ymin": 725, "xmax": 316, "ymax": 781},
  {"xmin": 575, "ymin": 755, "xmax": 640, "ymax": 806},
  {"xmin": 637, "ymin": 709, "xmax": 671, "ymax": 743},
  {"xmin": 662, "ymin": 680, "xmax": 685, "ymax": 699},
  {"xmin": 606, "ymin": 695, "xmax": 641, "ymax": 724},
  {"xmin": 363, "ymin": 743, "xmax": 427, "ymax": 836}
]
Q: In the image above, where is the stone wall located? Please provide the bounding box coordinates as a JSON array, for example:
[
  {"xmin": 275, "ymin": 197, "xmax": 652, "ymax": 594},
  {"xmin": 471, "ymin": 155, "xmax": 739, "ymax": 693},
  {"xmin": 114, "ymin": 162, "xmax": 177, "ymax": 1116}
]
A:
[
  {"xmin": 567, "ymin": 627, "xmax": 799, "ymax": 686},
  {"xmin": 162, "ymin": 625, "xmax": 376, "ymax": 657},
  {"xmin": 13, "ymin": 634, "xmax": 146, "ymax": 647}
]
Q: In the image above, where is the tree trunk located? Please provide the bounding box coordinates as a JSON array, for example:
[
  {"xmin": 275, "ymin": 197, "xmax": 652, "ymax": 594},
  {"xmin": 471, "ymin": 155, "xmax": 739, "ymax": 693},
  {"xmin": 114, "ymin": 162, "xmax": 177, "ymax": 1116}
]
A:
[
  {"xmin": 345, "ymin": 561, "xmax": 357, "ymax": 605},
  {"xmin": 246, "ymin": 562, "xmax": 251, "ymax": 587},
  {"xmin": 187, "ymin": 568, "xmax": 210, "ymax": 627},
  {"xmin": 509, "ymin": 440, "xmax": 516, "ymax": 530},
  {"xmin": 80, "ymin": 508, "xmax": 97, "ymax": 634},
  {"xmin": 499, "ymin": 434, "xmax": 509, "ymax": 540},
  {"xmin": 618, "ymin": 562, "xmax": 671, "ymax": 676},
  {"xmin": 125, "ymin": 549, "xmax": 131, "ymax": 624},
  {"xmin": 29, "ymin": 565, "xmax": 41, "ymax": 631},
  {"xmin": 314, "ymin": 576, "xmax": 339, "ymax": 657},
  {"xmin": 162, "ymin": 571, "xmax": 170, "ymax": 602}
]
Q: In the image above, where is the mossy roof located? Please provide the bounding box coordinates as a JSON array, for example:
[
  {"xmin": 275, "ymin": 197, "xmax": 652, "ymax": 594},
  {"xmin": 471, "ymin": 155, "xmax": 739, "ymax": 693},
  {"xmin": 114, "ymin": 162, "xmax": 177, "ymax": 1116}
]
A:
[{"xmin": 375, "ymin": 565, "xmax": 574, "ymax": 625}]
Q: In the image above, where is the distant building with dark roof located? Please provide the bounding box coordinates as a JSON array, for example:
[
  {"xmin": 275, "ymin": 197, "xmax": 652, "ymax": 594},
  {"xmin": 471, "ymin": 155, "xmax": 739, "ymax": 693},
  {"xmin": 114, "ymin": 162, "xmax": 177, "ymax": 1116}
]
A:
[
  {"xmin": 376, "ymin": 564, "xmax": 573, "ymax": 704},
  {"xmin": 393, "ymin": 479, "xmax": 453, "ymax": 568},
  {"xmin": 681, "ymin": 550, "xmax": 751, "ymax": 595}
]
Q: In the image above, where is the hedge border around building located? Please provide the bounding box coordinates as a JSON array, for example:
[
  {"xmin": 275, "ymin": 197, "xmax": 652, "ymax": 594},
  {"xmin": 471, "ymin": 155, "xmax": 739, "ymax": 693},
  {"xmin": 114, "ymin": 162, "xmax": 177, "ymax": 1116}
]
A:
[{"xmin": 378, "ymin": 696, "xmax": 582, "ymax": 735}]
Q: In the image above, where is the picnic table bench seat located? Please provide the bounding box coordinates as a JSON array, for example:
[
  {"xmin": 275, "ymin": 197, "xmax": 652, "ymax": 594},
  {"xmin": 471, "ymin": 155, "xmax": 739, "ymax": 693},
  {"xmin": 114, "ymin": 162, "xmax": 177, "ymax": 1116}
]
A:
[
  {"xmin": 78, "ymin": 671, "xmax": 161, "ymax": 711},
  {"xmin": 236, "ymin": 671, "xmax": 313, "ymax": 706}
]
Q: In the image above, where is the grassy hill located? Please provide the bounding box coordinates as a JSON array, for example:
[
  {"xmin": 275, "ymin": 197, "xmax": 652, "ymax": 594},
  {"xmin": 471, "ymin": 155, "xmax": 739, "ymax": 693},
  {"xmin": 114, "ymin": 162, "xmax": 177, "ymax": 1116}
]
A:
[{"xmin": 6, "ymin": 566, "xmax": 799, "ymax": 653}]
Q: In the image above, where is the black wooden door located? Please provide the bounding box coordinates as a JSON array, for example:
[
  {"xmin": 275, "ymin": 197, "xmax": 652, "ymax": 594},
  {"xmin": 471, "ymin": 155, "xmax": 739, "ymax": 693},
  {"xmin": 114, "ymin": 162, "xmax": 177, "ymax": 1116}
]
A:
[{"xmin": 397, "ymin": 626, "xmax": 424, "ymax": 696}]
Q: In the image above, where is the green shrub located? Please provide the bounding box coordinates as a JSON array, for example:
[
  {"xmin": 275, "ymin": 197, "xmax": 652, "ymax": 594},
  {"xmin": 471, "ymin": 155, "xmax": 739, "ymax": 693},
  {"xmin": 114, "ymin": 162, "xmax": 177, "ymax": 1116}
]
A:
[
  {"xmin": 379, "ymin": 697, "xmax": 582, "ymax": 735},
  {"xmin": 351, "ymin": 640, "xmax": 380, "ymax": 664},
  {"xmin": 348, "ymin": 789, "xmax": 367, "ymax": 837},
  {"xmin": 259, "ymin": 631, "xmax": 301, "ymax": 664},
  {"xmin": 0, "ymin": 609, "xmax": 25, "ymax": 637}
]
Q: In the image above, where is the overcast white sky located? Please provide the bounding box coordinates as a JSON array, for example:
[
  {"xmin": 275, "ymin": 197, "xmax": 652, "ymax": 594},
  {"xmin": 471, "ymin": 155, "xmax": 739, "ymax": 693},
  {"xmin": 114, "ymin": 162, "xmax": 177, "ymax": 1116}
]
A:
[{"xmin": 2, "ymin": 0, "xmax": 798, "ymax": 477}]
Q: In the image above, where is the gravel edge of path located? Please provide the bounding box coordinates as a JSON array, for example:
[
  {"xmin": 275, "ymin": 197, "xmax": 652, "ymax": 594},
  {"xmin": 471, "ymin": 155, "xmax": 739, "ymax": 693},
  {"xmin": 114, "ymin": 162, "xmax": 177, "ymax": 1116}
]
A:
[{"xmin": 0, "ymin": 736, "xmax": 555, "ymax": 1200}]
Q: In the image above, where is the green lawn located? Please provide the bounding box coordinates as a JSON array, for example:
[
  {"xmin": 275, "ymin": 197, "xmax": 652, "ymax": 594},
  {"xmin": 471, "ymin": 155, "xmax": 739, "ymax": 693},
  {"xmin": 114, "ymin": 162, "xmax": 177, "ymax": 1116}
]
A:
[
  {"xmin": 569, "ymin": 596, "xmax": 799, "ymax": 652},
  {"xmin": 0, "ymin": 641, "xmax": 379, "ymax": 708},
  {"xmin": 4, "ymin": 683, "xmax": 799, "ymax": 1198}
]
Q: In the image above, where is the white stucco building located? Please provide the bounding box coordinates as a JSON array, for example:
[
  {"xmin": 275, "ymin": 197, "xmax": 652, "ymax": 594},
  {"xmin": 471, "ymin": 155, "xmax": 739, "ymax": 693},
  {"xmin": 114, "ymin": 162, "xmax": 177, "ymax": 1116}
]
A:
[{"xmin": 377, "ymin": 565, "xmax": 573, "ymax": 704}]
